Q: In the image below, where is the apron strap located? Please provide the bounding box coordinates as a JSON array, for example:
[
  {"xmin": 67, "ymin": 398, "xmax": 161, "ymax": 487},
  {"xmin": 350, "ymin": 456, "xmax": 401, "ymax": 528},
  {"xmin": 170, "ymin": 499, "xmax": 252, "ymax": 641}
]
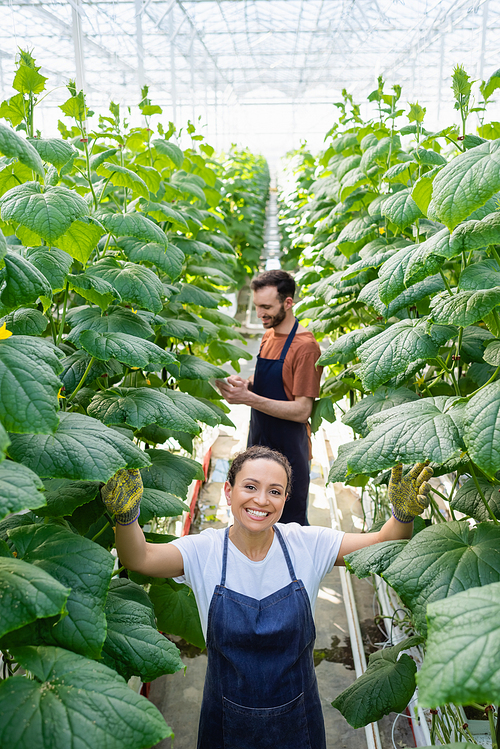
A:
[
  {"xmin": 221, "ymin": 527, "xmax": 230, "ymax": 587},
  {"xmin": 279, "ymin": 318, "xmax": 299, "ymax": 362},
  {"xmin": 273, "ymin": 526, "xmax": 298, "ymax": 582}
]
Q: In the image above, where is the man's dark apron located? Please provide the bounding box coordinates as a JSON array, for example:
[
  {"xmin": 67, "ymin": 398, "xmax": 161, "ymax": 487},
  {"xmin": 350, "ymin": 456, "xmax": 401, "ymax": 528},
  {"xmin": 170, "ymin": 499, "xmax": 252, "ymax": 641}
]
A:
[
  {"xmin": 196, "ymin": 526, "xmax": 326, "ymax": 749},
  {"xmin": 247, "ymin": 318, "xmax": 310, "ymax": 525}
]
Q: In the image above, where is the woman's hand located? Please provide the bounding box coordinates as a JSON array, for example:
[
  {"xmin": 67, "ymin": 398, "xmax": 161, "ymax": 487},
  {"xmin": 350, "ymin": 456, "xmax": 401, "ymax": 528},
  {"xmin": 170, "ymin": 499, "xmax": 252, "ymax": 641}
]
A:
[
  {"xmin": 389, "ymin": 462, "xmax": 433, "ymax": 523},
  {"xmin": 101, "ymin": 468, "xmax": 143, "ymax": 525}
]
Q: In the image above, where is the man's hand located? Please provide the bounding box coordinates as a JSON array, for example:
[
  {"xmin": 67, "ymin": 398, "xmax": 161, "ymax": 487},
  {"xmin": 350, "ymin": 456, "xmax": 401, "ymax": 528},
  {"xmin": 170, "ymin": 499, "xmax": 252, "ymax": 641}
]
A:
[
  {"xmin": 215, "ymin": 376, "xmax": 253, "ymax": 406},
  {"xmin": 101, "ymin": 468, "xmax": 143, "ymax": 525},
  {"xmin": 389, "ymin": 462, "xmax": 434, "ymax": 523}
]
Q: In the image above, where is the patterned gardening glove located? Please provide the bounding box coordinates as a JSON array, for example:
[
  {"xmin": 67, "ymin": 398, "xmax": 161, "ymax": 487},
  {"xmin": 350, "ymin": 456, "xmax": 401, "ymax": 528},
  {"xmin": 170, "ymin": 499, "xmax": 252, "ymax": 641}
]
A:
[
  {"xmin": 101, "ymin": 468, "xmax": 143, "ymax": 525},
  {"xmin": 389, "ymin": 462, "xmax": 434, "ymax": 523}
]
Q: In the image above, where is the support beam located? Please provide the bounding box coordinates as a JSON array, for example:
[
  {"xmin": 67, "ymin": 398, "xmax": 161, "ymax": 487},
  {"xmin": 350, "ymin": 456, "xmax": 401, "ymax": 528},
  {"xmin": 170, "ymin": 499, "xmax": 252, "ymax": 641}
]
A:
[
  {"xmin": 135, "ymin": 0, "xmax": 146, "ymax": 92},
  {"xmin": 71, "ymin": 0, "xmax": 86, "ymax": 92},
  {"xmin": 479, "ymin": 0, "xmax": 490, "ymax": 81},
  {"xmin": 170, "ymin": 9, "xmax": 177, "ymax": 122}
]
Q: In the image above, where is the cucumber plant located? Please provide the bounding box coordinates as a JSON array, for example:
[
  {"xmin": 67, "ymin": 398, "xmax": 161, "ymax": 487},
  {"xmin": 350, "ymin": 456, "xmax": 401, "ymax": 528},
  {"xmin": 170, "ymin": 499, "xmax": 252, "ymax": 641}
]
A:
[
  {"xmin": 0, "ymin": 51, "xmax": 267, "ymax": 748},
  {"xmin": 281, "ymin": 69, "xmax": 500, "ymax": 744}
]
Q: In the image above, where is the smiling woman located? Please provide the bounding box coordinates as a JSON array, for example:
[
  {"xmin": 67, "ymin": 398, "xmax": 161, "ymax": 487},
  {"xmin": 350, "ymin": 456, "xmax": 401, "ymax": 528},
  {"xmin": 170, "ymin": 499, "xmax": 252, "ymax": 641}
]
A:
[{"xmin": 106, "ymin": 446, "xmax": 432, "ymax": 749}]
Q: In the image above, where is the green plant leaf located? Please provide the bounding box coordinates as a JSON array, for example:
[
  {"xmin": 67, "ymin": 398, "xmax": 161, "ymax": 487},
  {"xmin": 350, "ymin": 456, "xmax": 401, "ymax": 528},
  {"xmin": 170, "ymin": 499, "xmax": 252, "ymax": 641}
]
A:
[
  {"xmin": 162, "ymin": 389, "xmax": 222, "ymax": 426},
  {"xmin": 318, "ymin": 325, "xmax": 384, "ymax": 366},
  {"xmin": 156, "ymin": 316, "xmax": 204, "ymax": 342},
  {"xmin": 381, "ymin": 189, "xmax": 423, "ymax": 230},
  {"xmin": 383, "ymin": 521, "xmax": 500, "ymax": 634},
  {"xmin": 134, "ymin": 165, "xmax": 162, "ymax": 194},
  {"xmin": 97, "ymin": 211, "xmax": 167, "ymax": 247},
  {"xmin": 0, "ymin": 557, "xmax": 70, "ymax": 638},
  {"xmin": 5, "ymin": 523, "xmax": 114, "ymax": 657},
  {"xmin": 88, "ymin": 387, "xmax": 200, "ymax": 433},
  {"xmin": 0, "ymin": 460, "xmax": 46, "ymax": 519},
  {"xmin": 483, "ymin": 339, "xmax": 500, "ymax": 366},
  {"xmin": 428, "ymin": 139, "xmax": 500, "ymax": 230},
  {"xmin": 97, "ymin": 162, "xmax": 149, "ymax": 199},
  {"xmin": 358, "ymin": 320, "xmax": 455, "ymax": 391},
  {"xmin": 28, "ymin": 138, "xmax": 75, "ymax": 171},
  {"xmin": 149, "ymin": 578, "xmax": 205, "ymax": 649},
  {"xmin": 459, "ymin": 259, "xmax": 500, "ymax": 291},
  {"xmin": 344, "ymin": 540, "xmax": 408, "ymax": 578},
  {"xmin": 403, "ymin": 228, "xmax": 457, "ymax": 287},
  {"xmin": 141, "ymin": 448, "xmax": 204, "ymax": 499},
  {"xmin": 0, "ymin": 335, "xmax": 63, "ymax": 433},
  {"xmin": 411, "ymin": 166, "xmax": 442, "ymax": 214},
  {"xmin": 59, "ymin": 349, "xmax": 123, "ymax": 394},
  {"xmin": 449, "ymin": 210, "xmax": 500, "ymax": 253},
  {"xmin": 359, "ymin": 274, "xmax": 444, "ymax": 318},
  {"xmin": 463, "ymin": 381, "xmax": 500, "ymax": 476},
  {"xmin": 0, "ymin": 183, "xmax": 88, "ymax": 243},
  {"xmin": 417, "ymin": 581, "xmax": 500, "ymax": 707},
  {"xmin": 36, "ymin": 479, "xmax": 101, "ymax": 518},
  {"xmin": 0, "ymin": 123, "xmax": 44, "ymax": 176},
  {"xmin": 118, "ymin": 237, "xmax": 184, "ymax": 279},
  {"xmin": 0, "ymin": 645, "xmax": 171, "ymax": 748},
  {"xmin": 310, "ymin": 397, "xmax": 336, "ymax": 434},
  {"xmin": 53, "ymin": 216, "xmax": 104, "ymax": 264},
  {"xmin": 331, "ymin": 637, "xmax": 422, "ymax": 728},
  {"xmin": 26, "ymin": 246, "xmax": 72, "ymax": 293},
  {"xmin": 342, "ymin": 386, "xmax": 419, "ymax": 436},
  {"xmin": 0, "ymin": 252, "xmax": 52, "ymax": 310},
  {"xmin": 79, "ymin": 330, "xmax": 176, "ymax": 371},
  {"xmin": 460, "ymin": 325, "xmax": 495, "ymax": 363},
  {"xmin": 140, "ymin": 199, "xmax": 189, "ymax": 229},
  {"xmin": 451, "ymin": 476, "xmax": 500, "ymax": 521},
  {"xmin": 346, "ymin": 396, "xmax": 465, "ymax": 475},
  {"xmin": 85, "ymin": 257, "xmax": 164, "ymax": 313},
  {"xmin": 89, "ymin": 147, "xmax": 120, "ymax": 171},
  {"xmin": 378, "ymin": 243, "xmax": 416, "ymax": 304},
  {"xmin": 67, "ymin": 272, "xmax": 119, "ymax": 311},
  {"xmin": 66, "ymin": 304, "xmax": 154, "ymax": 345},
  {"xmin": 141, "ymin": 488, "xmax": 189, "ymax": 524},
  {"xmin": 430, "ymin": 287, "xmax": 500, "ymax": 327},
  {"xmin": 336, "ymin": 216, "xmax": 377, "ymax": 257},
  {"xmin": 174, "ymin": 353, "xmax": 229, "ymax": 381},
  {"xmin": 8, "ymin": 411, "xmax": 150, "ymax": 481},
  {"xmin": 176, "ymin": 282, "xmax": 220, "ymax": 308},
  {"xmin": 0, "ymin": 307, "xmax": 48, "ymax": 336},
  {"xmin": 152, "ymin": 138, "xmax": 184, "ymax": 167}
]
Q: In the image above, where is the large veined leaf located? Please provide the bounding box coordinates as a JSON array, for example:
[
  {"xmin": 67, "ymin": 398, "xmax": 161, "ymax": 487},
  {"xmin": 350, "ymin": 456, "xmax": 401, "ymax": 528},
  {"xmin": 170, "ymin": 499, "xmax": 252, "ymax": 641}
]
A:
[
  {"xmin": 328, "ymin": 441, "xmax": 364, "ymax": 484},
  {"xmin": 0, "ymin": 252, "xmax": 52, "ymax": 309},
  {"xmin": 152, "ymin": 138, "xmax": 184, "ymax": 167},
  {"xmin": 118, "ymin": 237, "xmax": 184, "ymax": 279},
  {"xmin": 139, "ymin": 199, "xmax": 189, "ymax": 229},
  {"xmin": 79, "ymin": 330, "xmax": 176, "ymax": 371},
  {"xmin": 0, "ymin": 645, "xmax": 171, "ymax": 748},
  {"xmin": 97, "ymin": 211, "xmax": 167, "ymax": 247},
  {"xmin": 85, "ymin": 257, "xmax": 164, "ymax": 313},
  {"xmin": 417, "ymin": 582, "xmax": 500, "ymax": 707},
  {"xmin": 382, "ymin": 521, "xmax": 500, "ymax": 634},
  {"xmin": 163, "ymin": 389, "xmax": 222, "ymax": 427},
  {"xmin": 317, "ymin": 325, "xmax": 384, "ymax": 366},
  {"xmin": 101, "ymin": 579, "xmax": 184, "ymax": 682},
  {"xmin": 96, "ymin": 162, "xmax": 149, "ymax": 199},
  {"xmin": 0, "ymin": 557, "xmax": 69, "ymax": 638},
  {"xmin": 141, "ymin": 488, "xmax": 189, "ymax": 524},
  {"xmin": 141, "ymin": 448, "xmax": 204, "ymax": 499},
  {"xmin": 411, "ymin": 166, "xmax": 442, "ymax": 214},
  {"xmin": 449, "ymin": 211, "xmax": 500, "ymax": 252},
  {"xmin": 336, "ymin": 216, "xmax": 377, "ymax": 257},
  {"xmin": 357, "ymin": 319, "xmax": 456, "ymax": 391},
  {"xmin": 0, "ymin": 460, "xmax": 46, "ymax": 519},
  {"xmin": 8, "ymin": 411, "xmax": 150, "ymax": 482},
  {"xmin": 358, "ymin": 274, "xmax": 444, "ymax": 318},
  {"xmin": 67, "ymin": 272, "xmax": 119, "ymax": 312},
  {"xmin": 174, "ymin": 353, "xmax": 229, "ymax": 380},
  {"xmin": 89, "ymin": 146, "xmax": 120, "ymax": 171},
  {"xmin": 134, "ymin": 164, "xmax": 162, "ymax": 194},
  {"xmin": 66, "ymin": 304, "xmax": 154, "ymax": 345},
  {"xmin": 378, "ymin": 243, "xmax": 416, "ymax": 304},
  {"xmin": 346, "ymin": 396, "xmax": 465, "ymax": 475},
  {"xmin": 429, "ymin": 287, "xmax": 500, "ymax": 327},
  {"xmin": 208, "ymin": 340, "xmax": 252, "ymax": 366},
  {"xmin": 53, "ymin": 216, "xmax": 104, "ymax": 264},
  {"xmin": 451, "ymin": 476, "xmax": 500, "ymax": 521},
  {"xmin": 0, "ymin": 307, "xmax": 48, "ymax": 336},
  {"xmin": 36, "ymin": 479, "xmax": 101, "ymax": 519},
  {"xmin": 0, "ymin": 335, "xmax": 63, "ymax": 434},
  {"xmin": 156, "ymin": 316, "xmax": 204, "ymax": 342},
  {"xmin": 28, "ymin": 138, "xmax": 75, "ymax": 171},
  {"xmin": 463, "ymin": 381, "xmax": 500, "ymax": 477},
  {"xmin": 88, "ymin": 387, "xmax": 200, "ymax": 434},
  {"xmin": 344, "ymin": 541, "xmax": 408, "ymax": 578},
  {"xmin": 0, "ymin": 123, "xmax": 44, "ymax": 176},
  {"xmin": 177, "ymin": 282, "xmax": 220, "ymax": 308},
  {"xmin": 26, "ymin": 246, "xmax": 73, "ymax": 293},
  {"xmin": 381, "ymin": 188, "xmax": 423, "ymax": 230},
  {"xmin": 5, "ymin": 523, "xmax": 114, "ymax": 657},
  {"xmin": 59, "ymin": 349, "xmax": 123, "ymax": 395},
  {"xmin": 428, "ymin": 139, "xmax": 500, "ymax": 230},
  {"xmin": 403, "ymin": 228, "xmax": 457, "ymax": 287},
  {"xmin": 0, "ymin": 182, "xmax": 88, "ymax": 243},
  {"xmin": 459, "ymin": 259, "xmax": 500, "ymax": 290},
  {"xmin": 149, "ymin": 578, "xmax": 205, "ymax": 649},
  {"xmin": 460, "ymin": 325, "xmax": 495, "ymax": 363},
  {"xmin": 331, "ymin": 637, "xmax": 422, "ymax": 728},
  {"xmin": 342, "ymin": 387, "xmax": 419, "ymax": 437}
]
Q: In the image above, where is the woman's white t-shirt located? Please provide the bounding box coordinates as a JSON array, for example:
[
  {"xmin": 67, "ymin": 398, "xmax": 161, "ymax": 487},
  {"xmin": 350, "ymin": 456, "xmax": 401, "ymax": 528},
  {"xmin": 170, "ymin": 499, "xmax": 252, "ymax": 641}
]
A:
[{"xmin": 171, "ymin": 523, "xmax": 345, "ymax": 639}]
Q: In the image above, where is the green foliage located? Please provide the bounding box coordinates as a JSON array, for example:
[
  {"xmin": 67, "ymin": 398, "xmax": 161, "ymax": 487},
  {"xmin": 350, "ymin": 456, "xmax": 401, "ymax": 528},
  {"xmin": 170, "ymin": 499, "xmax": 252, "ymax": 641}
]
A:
[{"xmin": 0, "ymin": 53, "xmax": 268, "ymax": 747}]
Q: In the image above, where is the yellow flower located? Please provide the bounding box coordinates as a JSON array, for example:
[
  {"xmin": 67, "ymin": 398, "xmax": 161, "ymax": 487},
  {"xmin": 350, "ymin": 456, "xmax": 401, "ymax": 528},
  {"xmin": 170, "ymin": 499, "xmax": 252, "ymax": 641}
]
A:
[
  {"xmin": 0, "ymin": 322, "xmax": 12, "ymax": 340},
  {"xmin": 57, "ymin": 387, "xmax": 66, "ymax": 400},
  {"xmin": 131, "ymin": 308, "xmax": 137, "ymax": 314},
  {"xmin": 379, "ymin": 227, "xmax": 385, "ymax": 235}
]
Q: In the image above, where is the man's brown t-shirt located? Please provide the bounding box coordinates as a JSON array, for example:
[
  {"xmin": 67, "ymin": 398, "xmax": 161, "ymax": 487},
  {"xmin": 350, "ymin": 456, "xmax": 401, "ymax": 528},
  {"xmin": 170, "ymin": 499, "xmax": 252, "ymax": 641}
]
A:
[{"xmin": 258, "ymin": 328, "xmax": 323, "ymax": 402}]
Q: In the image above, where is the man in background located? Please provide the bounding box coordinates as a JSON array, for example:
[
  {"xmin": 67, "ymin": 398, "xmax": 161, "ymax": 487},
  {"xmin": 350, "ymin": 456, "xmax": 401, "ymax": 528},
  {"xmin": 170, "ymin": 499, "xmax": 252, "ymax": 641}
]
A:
[{"xmin": 216, "ymin": 270, "xmax": 322, "ymax": 525}]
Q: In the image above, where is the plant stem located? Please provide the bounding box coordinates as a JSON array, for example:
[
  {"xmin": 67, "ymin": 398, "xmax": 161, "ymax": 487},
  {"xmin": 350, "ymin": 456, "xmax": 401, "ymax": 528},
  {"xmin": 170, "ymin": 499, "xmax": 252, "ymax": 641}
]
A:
[
  {"xmin": 488, "ymin": 707, "xmax": 498, "ymax": 749},
  {"xmin": 466, "ymin": 366, "xmax": 500, "ymax": 400},
  {"xmin": 56, "ymin": 283, "xmax": 69, "ymax": 345},
  {"xmin": 439, "ymin": 269, "xmax": 454, "ymax": 296},
  {"xmin": 67, "ymin": 356, "xmax": 96, "ymax": 403},
  {"xmin": 112, "ymin": 565, "xmax": 125, "ymax": 577},
  {"xmin": 91, "ymin": 521, "xmax": 110, "ymax": 543},
  {"xmin": 469, "ymin": 462, "xmax": 500, "ymax": 525}
]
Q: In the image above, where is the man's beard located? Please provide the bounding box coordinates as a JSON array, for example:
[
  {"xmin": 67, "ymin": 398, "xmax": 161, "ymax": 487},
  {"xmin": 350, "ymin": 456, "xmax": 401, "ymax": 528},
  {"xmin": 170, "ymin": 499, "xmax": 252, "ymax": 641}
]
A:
[{"xmin": 264, "ymin": 303, "xmax": 286, "ymax": 328}]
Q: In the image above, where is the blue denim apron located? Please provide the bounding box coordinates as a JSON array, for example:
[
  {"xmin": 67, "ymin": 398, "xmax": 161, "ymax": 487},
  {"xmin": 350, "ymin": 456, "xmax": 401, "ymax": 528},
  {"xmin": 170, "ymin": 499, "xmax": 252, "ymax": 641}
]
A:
[
  {"xmin": 196, "ymin": 526, "xmax": 326, "ymax": 749},
  {"xmin": 247, "ymin": 318, "xmax": 310, "ymax": 525}
]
